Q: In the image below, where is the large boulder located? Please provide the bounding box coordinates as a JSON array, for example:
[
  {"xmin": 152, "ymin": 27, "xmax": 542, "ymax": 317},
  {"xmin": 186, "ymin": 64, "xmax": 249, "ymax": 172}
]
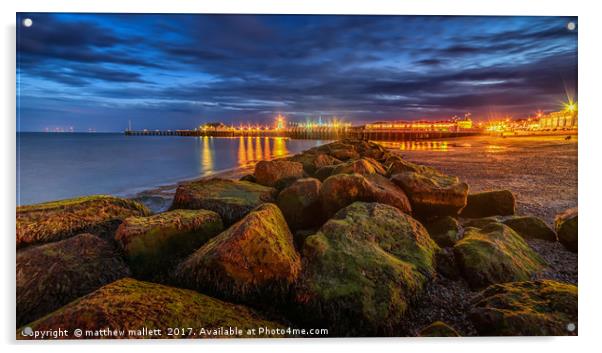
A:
[
  {"xmin": 469, "ymin": 280, "xmax": 578, "ymax": 336},
  {"xmin": 502, "ymin": 216, "xmax": 557, "ymax": 242},
  {"xmin": 555, "ymin": 208, "xmax": 578, "ymax": 252},
  {"xmin": 276, "ymin": 178, "xmax": 323, "ymax": 230},
  {"xmin": 418, "ymin": 321, "xmax": 461, "ymax": 337},
  {"xmin": 295, "ymin": 202, "xmax": 439, "ymax": 336},
  {"xmin": 461, "ymin": 216, "xmax": 502, "ymax": 229},
  {"xmin": 170, "ymin": 178, "xmax": 276, "ymax": 226},
  {"xmin": 425, "ymin": 216, "xmax": 462, "ymax": 247},
  {"xmin": 175, "ymin": 203, "xmax": 301, "ymax": 304},
  {"xmin": 115, "ymin": 209, "xmax": 224, "ymax": 278},
  {"xmin": 18, "ymin": 278, "xmax": 283, "ymax": 339},
  {"xmin": 453, "ymin": 223, "xmax": 546, "ymax": 289},
  {"xmin": 331, "ymin": 158, "xmax": 386, "ymax": 177},
  {"xmin": 459, "ymin": 190, "xmax": 516, "ymax": 218},
  {"xmin": 391, "ymin": 167, "xmax": 468, "ymax": 217},
  {"xmin": 286, "ymin": 152, "xmax": 342, "ymax": 175},
  {"xmin": 253, "ymin": 160, "xmax": 304, "ymax": 187},
  {"xmin": 314, "ymin": 164, "xmax": 337, "ymax": 181},
  {"xmin": 319, "ymin": 173, "xmax": 411, "ymax": 218},
  {"xmin": 17, "ymin": 195, "xmax": 150, "ymax": 248},
  {"xmin": 317, "ymin": 141, "xmax": 360, "ymax": 160},
  {"xmin": 16, "ymin": 233, "xmax": 130, "ymax": 327}
]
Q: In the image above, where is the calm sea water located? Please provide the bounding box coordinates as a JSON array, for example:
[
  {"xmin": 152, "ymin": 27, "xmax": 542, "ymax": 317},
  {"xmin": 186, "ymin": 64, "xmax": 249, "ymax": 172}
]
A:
[{"xmin": 17, "ymin": 133, "xmax": 327, "ymax": 206}]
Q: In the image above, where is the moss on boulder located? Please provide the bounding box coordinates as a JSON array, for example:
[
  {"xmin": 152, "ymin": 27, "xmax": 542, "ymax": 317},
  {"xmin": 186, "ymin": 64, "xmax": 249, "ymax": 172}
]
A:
[
  {"xmin": 18, "ymin": 278, "xmax": 283, "ymax": 339},
  {"xmin": 391, "ymin": 167, "xmax": 468, "ymax": 217},
  {"xmin": 295, "ymin": 202, "xmax": 439, "ymax": 336},
  {"xmin": 276, "ymin": 178, "xmax": 323, "ymax": 230},
  {"xmin": 286, "ymin": 152, "xmax": 342, "ymax": 175},
  {"xmin": 115, "ymin": 209, "xmax": 223, "ymax": 278},
  {"xmin": 253, "ymin": 160, "xmax": 304, "ymax": 187},
  {"xmin": 502, "ymin": 216, "xmax": 557, "ymax": 242},
  {"xmin": 17, "ymin": 233, "xmax": 130, "ymax": 327},
  {"xmin": 418, "ymin": 321, "xmax": 461, "ymax": 337},
  {"xmin": 175, "ymin": 203, "xmax": 300, "ymax": 304},
  {"xmin": 331, "ymin": 158, "xmax": 386, "ymax": 177},
  {"xmin": 425, "ymin": 216, "xmax": 461, "ymax": 247},
  {"xmin": 469, "ymin": 280, "xmax": 577, "ymax": 336},
  {"xmin": 453, "ymin": 223, "xmax": 546, "ymax": 289},
  {"xmin": 17, "ymin": 195, "xmax": 150, "ymax": 248},
  {"xmin": 459, "ymin": 190, "xmax": 516, "ymax": 218},
  {"xmin": 320, "ymin": 173, "xmax": 411, "ymax": 218},
  {"xmin": 170, "ymin": 178, "xmax": 276, "ymax": 226},
  {"xmin": 555, "ymin": 207, "xmax": 578, "ymax": 252},
  {"xmin": 461, "ymin": 216, "xmax": 502, "ymax": 229}
]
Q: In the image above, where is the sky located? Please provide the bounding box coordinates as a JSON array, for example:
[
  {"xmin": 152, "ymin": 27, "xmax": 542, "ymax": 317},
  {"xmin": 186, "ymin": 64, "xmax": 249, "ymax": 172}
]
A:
[{"xmin": 16, "ymin": 14, "xmax": 577, "ymax": 132}]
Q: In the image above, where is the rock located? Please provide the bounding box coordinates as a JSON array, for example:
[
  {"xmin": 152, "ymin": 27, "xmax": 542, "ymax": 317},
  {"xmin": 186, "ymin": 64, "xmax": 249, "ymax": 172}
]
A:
[
  {"xmin": 115, "ymin": 209, "xmax": 224, "ymax": 278},
  {"xmin": 276, "ymin": 178, "xmax": 323, "ymax": 230},
  {"xmin": 320, "ymin": 141, "xmax": 360, "ymax": 160},
  {"xmin": 175, "ymin": 204, "xmax": 301, "ymax": 303},
  {"xmin": 295, "ymin": 202, "xmax": 439, "ymax": 336},
  {"xmin": 16, "ymin": 195, "xmax": 150, "ymax": 248},
  {"xmin": 18, "ymin": 278, "xmax": 283, "ymax": 339},
  {"xmin": 435, "ymin": 247, "xmax": 461, "ymax": 279},
  {"xmin": 555, "ymin": 208, "xmax": 578, "ymax": 252},
  {"xmin": 16, "ymin": 233, "xmax": 130, "ymax": 327},
  {"xmin": 425, "ymin": 216, "xmax": 461, "ymax": 247},
  {"xmin": 331, "ymin": 158, "xmax": 386, "ymax": 177},
  {"xmin": 453, "ymin": 223, "xmax": 546, "ymax": 289},
  {"xmin": 459, "ymin": 190, "xmax": 516, "ymax": 218},
  {"xmin": 287, "ymin": 152, "xmax": 342, "ymax": 175},
  {"xmin": 469, "ymin": 280, "xmax": 578, "ymax": 336},
  {"xmin": 418, "ymin": 321, "xmax": 461, "ymax": 337},
  {"xmin": 239, "ymin": 174, "xmax": 256, "ymax": 183},
  {"xmin": 319, "ymin": 173, "xmax": 411, "ymax": 218},
  {"xmin": 387, "ymin": 157, "xmax": 435, "ymax": 176},
  {"xmin": 170, "ymin": 178, "xmax": 276, "ymax": 226},
  {"xmin": 461, "ymin": 216, "xmax": 502, "ymax": 229},
  {"xmin": 502, "ymin": 216, "xmax": 557, "ymax": 242},
  {"xmin": 391, "ymin": 168, "xmax": 468, "ymax": 217},
  {"xmin": 314, "ymin": 165, "xmax": 337, "ymax": 181},
  {"xmin": 254, "ymin": 160, "xmax": 304, "ymax": 187}
]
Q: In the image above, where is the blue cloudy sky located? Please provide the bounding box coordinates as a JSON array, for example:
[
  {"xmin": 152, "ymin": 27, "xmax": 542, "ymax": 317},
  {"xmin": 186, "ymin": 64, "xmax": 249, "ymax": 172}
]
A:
[{"xmin": 17, "ymin": 14, "xmax": 577, "ymax": 132}]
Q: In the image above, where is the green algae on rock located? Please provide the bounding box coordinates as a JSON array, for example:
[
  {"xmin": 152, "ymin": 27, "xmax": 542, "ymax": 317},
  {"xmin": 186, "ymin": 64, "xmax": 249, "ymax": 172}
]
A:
[
  {"xmin": 295, "ymin": 202, "xmax": 439, "ymax": 336},
  {"xmin": 555, "ymin": 207, "xmax": 578, "ymax": 252},
  {"xmin": 170, "ymin": 178, "xmax": 276, "ymax": 226},
  {"xmin": 425, "ymin": 216, "xmax": 462, "ymax": 247},
  {"xmin": 469, "ymin": 280, "xmax": 578, "ymax": 336},
  {"xmin": 175, "ymin": 203, "xmax": 301, "ymax": 304},
  {"xmin": 459, "ymin": 190, "xmax": 515, "ymax": 218},
  {"xmin": 17, "ymin": 195, "xmax": 150, "ymax": 248},
  {"xmin": 331, "ymin": 158, "xmax": 387, "ymax": 177},
  {"xmin": 115, "ymin": 209, "xmax": 224, "ymax": 278},
  {"xmin": 418, "ymin": 321, "xmax": 461, "ymax": 337},
  {"xmin": 453, "ymin": 223, "xmax": 546, "ymax": 289},
  {"xmin": 276, "ymin": 178, "xmax": 323, "ymax": 231},
  {"xmin": 18, "ymin": 278, "xmax": 284, "ymax": 339},
  {"xmin": 502, "ymin": 216, "xmax": 557, "ymax": 242},
  {"xmin": 17, "ymin": 233, "xmax": 130, "ymax": 328}
]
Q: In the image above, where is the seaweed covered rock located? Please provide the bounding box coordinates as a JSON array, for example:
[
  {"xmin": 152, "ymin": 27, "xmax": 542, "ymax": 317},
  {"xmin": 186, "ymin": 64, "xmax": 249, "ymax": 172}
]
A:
[
  {"xmin": 459, "ymin": 190, "xmax": 515, "ymax": 218},
  {"xmin": 254, "ymin": 160, "xmax": 304, "ymax": 187},
  {"xmin": 276, "ymin": 178, "xmax": 323, "ymax": 230},
  {"xmin": 115, "ymin": 209, "xmax": 224, "ymax": 278},
  {"xmin": 425, "ymin": 216, "xmax": 461, "ymax": 247},
  {"xmin": 170, "ymin": 178, "xmax": 276, "ymax": 226},
  {"xmin": 19, "ymin": 278, "xmax": 283, "ymax": 339},
  {"xmin": 286, "ymin": 152, "xmax": 342, "ymax": 175},
  {"xmin": 331, "ymin": 158, "xmax": 386, "ymax": 177},
  {"xmin": 453, "ymin": 223, "xmax": 546, "ymax": 289},
  {"xmin": 555, "ymin": 207, "xmax": 578, "ymax": 252},
  {"xmin": 469, "ymin": 280, "xmax": 578, "ymax": 336},
  {"xmin": 319, "ymin": 173, "xmax": 411, "ymax": 218},
  {"xmin": 16, "ymin": 195, "xmax": 150, "ymax": 248},
  {"xmin": 295, "ymin": 202, "xmax": 439, "ymax": 336},
  {"xmin": 16, "ymin": 233, "xmax": 130, "ymax": 327},
  {"xmin": 418, "ymin": 321, "xmax": 461, "ymax": 337},
  {"xmin": 390, "ymin": 164, "xmax": 468, "ymax": 217},
  {"xmin": 502, "ymin": 216, "xmax": 557, "ymax": 242},
  {"xmin": 175, "ymin": 203, "xmax": 301, "ymax": 304},
  {"xmin": 461, "ymin": 216, "xmax": 502, "ymax": 229}
]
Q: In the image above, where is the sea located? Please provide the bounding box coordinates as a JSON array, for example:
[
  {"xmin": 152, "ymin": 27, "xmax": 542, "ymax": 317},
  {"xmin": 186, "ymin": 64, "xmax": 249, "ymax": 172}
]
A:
[{"xmin": 17, "ymin": 133, "xmax": 328, "ymax": 206}]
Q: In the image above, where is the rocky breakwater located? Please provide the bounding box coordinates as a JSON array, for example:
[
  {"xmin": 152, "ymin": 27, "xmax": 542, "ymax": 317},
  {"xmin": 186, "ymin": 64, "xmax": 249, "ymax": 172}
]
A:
[{"xmin": 16, "ymin": 139, "xmax": 578, "ymax": 338}]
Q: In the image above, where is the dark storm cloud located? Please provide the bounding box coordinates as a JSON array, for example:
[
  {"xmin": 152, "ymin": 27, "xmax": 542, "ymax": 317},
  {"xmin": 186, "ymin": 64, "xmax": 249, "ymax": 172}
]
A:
[{"xmin": 16, "ymin": 14, "xmax": 577, "ymax": 131}]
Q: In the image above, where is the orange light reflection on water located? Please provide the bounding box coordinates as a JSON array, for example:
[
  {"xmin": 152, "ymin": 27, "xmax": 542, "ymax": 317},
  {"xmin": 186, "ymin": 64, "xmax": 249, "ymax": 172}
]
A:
[{"xmin": 235, "ymin": 136, "xmax": 290, "ymax": 167}]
